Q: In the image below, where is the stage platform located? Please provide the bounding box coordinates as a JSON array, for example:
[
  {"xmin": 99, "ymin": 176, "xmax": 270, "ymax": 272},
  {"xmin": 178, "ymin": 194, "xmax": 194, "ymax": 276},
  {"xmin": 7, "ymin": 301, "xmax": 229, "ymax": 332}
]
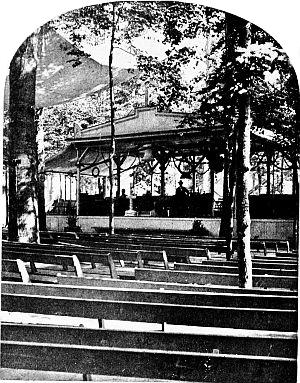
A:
[{"xmin": 46, "ymin": 215, "xmax": 294, "ymax": 241}]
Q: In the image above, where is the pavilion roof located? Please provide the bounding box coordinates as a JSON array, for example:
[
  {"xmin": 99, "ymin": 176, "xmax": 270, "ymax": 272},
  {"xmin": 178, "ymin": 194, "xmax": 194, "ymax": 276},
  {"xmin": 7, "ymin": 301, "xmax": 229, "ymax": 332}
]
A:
[
  {"xmin": 46, "ymin": 106, "xmax": 280, "ymax": 175},
  {"xmin": 70, "ymin": 107, "xmax": 225, "ymax": 155}
]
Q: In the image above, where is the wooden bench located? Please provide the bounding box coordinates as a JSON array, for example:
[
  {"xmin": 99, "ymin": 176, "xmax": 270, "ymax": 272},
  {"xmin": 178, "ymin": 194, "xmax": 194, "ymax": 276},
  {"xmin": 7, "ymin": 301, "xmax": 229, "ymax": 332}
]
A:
[
  {"xmin": 174, "ymin": 263, "xmax": 298, "ymax": 277},
  {"xmin": 135, "ymin": 268, "xmax": 298, "ymax": 290},
  {"xmin": 233, "ymin": 240, "xmax": 291, "ymax": 255},
  {"xmin": 265, "ymin": 240, "xmax": 290, "ymax": 253},
  {"xmin": 253, "ymin": 255, "xmax": 298, "ymax": 263},
  {"xmin": 2, "ymin": 278, "xmax": 296, "ymax": 381},
  {"xmin": 90, "ymin": 230, "xmax": 226, "ymax": 247},
  {"xmin": 1, "ymin": 286, "xmax": 297, "ymax": 381},
  {"xmin": 3, "ymin": 282, "xmax": 297, "ymax": 310},
  {"xmin": 3, "ymin": 240, "xmax": 179, "ymax": 266},
  {"xmin": 3, "ymin": 241, "xmax": 196, "ymax": 265},
  {"xmin": 276, "ymin": 251, "xmax": 298, "ymax": 258},
  {"xmin": 202, "ymin": 259, "xmax": 298, "ymax": 270},
  {"xmin": 56, "ymin": 275, "xmax": 298, "ymax": 296},
  {"xmin": 2, "ymin": 291, "xmax": 297, "ymax": 332},
  {"xmin": 2, "ymin": 338, "xmax": 295, "ymax": 382},
  {"xmin": 3, "ymin": 245, "xmax": 192, "ymax": 283},
  {"xmin": 51, "ymin": 237, "xmax": 212, "ymax": 260},
  {"xmin": 3, "ymin": 322, "xmax": 296, "ymax": 358},
  {"xmin": 233, "ymin": 240, "xmax": 267, "ymax": 255},
  {"xmin": 2, "ymin": 254, "xmax": 120, "ymax": 283}
]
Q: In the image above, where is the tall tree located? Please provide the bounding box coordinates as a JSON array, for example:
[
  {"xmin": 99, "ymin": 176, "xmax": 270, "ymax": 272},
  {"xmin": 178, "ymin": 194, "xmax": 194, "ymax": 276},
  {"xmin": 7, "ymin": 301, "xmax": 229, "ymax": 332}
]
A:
[
  {"xmin": 219, "ymin": 12, "xmax": 238, "ymax": 261},
  {"xmin": 54, "ymin": 2, "xmax": 166, "ymax": 234},
  {"xmin": 108, "ymin": 3, "xmax": 116, "ymax": 235},
  {"xmin": 8, "ymin": 32, "xmax": 40, "ymax": 242},
  {"xmin": 235, "ymin": 20, "xmax": 253, "ymax": 288}
]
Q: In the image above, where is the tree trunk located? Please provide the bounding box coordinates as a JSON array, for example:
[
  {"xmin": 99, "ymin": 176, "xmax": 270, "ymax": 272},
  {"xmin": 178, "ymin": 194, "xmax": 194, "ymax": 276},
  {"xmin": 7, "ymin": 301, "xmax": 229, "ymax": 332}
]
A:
[
  {"xmin": 292, "ymin": 157, "xmax": 299, "ymax": 248},
  {"xmin": 226, "ymin": 126, "xmax": 238, "ymax": 260},
  {"xmin": 36, "ymin": 107, "xmax": 47, "ymax": 231},
  {"xmin": 235, "ymin": 21, "xmax": 253, "ymax": 288},
  {"xmin": 292, "ymin": 86, "xmax": 300, "ymax": 249},
  {"xmin": 219, "ymin": 141, "xmax": 230, "ymax": 236},
  {"xmin": 108, "ymin": 3, "xmax": 116, "ymax": 235},
  {"xmin": 8, "ymin": 33, "xmax": 40, "ymax": 243},
  {"xmin": 219, "ymin": 13, "xmax": 237, "ymax": 243}
]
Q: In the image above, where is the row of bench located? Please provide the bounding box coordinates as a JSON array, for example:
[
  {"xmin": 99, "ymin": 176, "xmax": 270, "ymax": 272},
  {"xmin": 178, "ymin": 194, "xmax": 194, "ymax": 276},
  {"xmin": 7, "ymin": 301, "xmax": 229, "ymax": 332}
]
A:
[
  {"xmin": 41, "ymin": 230, "xmax": 292, "ymax": 256},
  {"xmin": 1, "ymin": 234, "xmax": 298, "ymax": 382},
  {"xmin": 2, "ymin": 240, "xmax": 298, "ymax": 289},
  {"xmin": 2, "ymin": 278, "xmax": 297, "ymax": 381}
]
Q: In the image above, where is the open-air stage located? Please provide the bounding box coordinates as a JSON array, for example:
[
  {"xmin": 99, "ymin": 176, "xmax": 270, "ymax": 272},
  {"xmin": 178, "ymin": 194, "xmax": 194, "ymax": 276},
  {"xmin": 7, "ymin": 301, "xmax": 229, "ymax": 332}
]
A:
[{"xmin": 46, "ymin": 215, "xmax": 294, "ymax": 241}]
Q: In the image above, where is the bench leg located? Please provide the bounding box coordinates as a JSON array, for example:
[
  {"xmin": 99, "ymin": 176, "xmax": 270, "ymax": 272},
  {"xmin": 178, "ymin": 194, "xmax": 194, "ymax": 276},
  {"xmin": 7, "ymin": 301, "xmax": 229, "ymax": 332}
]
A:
[
  {"xmin": 16, "ymin": 259, "xmax": 30, "ymax": 284},
  {"xmin": 137, "ymin": 251, "xmax": 144, "ymax": 268},
  {"xmin": 107, "ymin": 253, "xmax": 118, "ymax": 279},
  {"xmin": 90, "ymin": 256, "xmax": 96, "ymax": 269},
  {"xmin": 263, "ymin": 242, "xmax": 267, "ymax": 256},
  {"xmin": 72, "ymin": 255, "xmax": 83, "ymax": 277},
  {"xmin": 29, "ymin": 260, "xmax": 37, "ymax": 274},
  {"xmin": 162, "ymin": 250, "xmax": 170, "ymax": 270}
]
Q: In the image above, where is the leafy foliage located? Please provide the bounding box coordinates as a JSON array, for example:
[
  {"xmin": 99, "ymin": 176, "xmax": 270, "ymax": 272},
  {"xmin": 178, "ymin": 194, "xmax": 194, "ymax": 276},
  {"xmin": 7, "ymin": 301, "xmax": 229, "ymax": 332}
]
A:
[{"xmin": 41, "ymin": 2, "xmax": 298, "ymax": 164}]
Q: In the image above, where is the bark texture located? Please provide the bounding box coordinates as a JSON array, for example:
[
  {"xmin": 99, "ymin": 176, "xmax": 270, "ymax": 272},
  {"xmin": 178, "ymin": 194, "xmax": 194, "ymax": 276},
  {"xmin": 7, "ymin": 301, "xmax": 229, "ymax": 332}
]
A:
[
  {"xmin": 219, "ymin": 13, "xmax": 238, "ymax": 260},
  {"xmin": 8, "ymin": 34, "xmax": 40, "ymax": 242},
  {"xmin": 108, "ymin": 3, "xmax": 116, "ymax": 235},
  {"xmin": 235, "ymin": 21, "xmax": 253, "ymax": 288}
]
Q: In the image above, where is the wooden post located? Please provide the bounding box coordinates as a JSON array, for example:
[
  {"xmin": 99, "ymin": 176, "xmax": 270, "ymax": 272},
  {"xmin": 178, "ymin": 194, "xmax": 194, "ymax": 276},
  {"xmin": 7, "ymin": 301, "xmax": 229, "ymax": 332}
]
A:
[
  {"xmin": 116, "ymin": 156, "xmax": 121, "ymax": 198},
  {"xmin": 108, "ymin": 3, "xmax": 116, "ymax": 236},
  {"xmin": 191, "ymin": 156, "xmax": 196, "ymax": 193},
  {"xmin": 69, "ymin": 174, "xmax": 72, "ymax": 201},
  {"xmin": 266, "ymin": 152, "xmax": 271, "ymax": 195},
  {"xmin": 59, "ymin": 173, "xmax": 62, "ymax": 199},
  {"xmin": 64, "ymin": 174, "xmax": 67, "ymax": 201},
  {"xmin": 76, "ymin": 170, "xmax": 80, "ymax": 215},
  {"xmin": 210, "ymin": 169, "xmax": 215, "ymax": 217},
  {"xmin": 160, "ymin": 158, "xmax": 166, "ymax": 197}
]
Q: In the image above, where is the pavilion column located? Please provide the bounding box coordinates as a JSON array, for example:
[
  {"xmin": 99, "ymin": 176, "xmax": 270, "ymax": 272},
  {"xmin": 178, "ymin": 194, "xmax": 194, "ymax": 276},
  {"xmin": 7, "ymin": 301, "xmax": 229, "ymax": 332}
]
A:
[
  {"xmin": 76, "ymin": 165, "xmax": 81, "ymax": 216},
  {"xmin": 210, "ymin": 169, "xmax": 215, "ymax": 217},
  {"xmin": 191, "ymin": 156, "xmax": 196, "ymax": 192},
  {"xmin": 114, "ymin": 154, "xmax": 126, "ymax": 198},
  {"xmin": 64, "ymin": 174, "xmax": 67, "ymax": 201},
  {"xmin": 59, "ymin": 174, "xmax": 62, "ymax": 199},
  {"xmin": 258, "ymin": 164, "xmax": 262, "ymax": 194},
  {"xmin": 75, "ymin": 147, "xmax": 88, "ymax": 216},
  {"xmin": 266, "ymin": 152, "xmax": 272, "ymax": 195},
  {"xmin": 69, "ymin": 174, "xmax": 72, "ymax": 201},
  {"xmin": 156, "ymin": 150, "xmax": 168, "ymax": 198},
  {"xmin": 160, "ymin": 159, "xmax": 166, "ymax": 197},
  {"xmin": 116, "ymin": 160, "xmax": 121, "ymax": 198}
]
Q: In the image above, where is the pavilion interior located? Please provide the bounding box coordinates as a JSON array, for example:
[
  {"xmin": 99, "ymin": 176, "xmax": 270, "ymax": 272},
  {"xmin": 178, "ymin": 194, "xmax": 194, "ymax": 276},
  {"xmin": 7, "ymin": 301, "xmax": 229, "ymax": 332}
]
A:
[{"xmin": 44, "ymin": 107, "xmax": 295, "ymax": 220}]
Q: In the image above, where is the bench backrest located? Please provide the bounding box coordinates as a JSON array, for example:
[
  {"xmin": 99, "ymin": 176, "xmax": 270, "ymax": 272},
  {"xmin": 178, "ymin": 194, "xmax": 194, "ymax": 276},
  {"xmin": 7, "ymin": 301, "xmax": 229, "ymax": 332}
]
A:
[
  {"xmin": 135, "ymin": 268, "xmax": 298, "ymax": 290},
  {"xmin": 2, "ymin": 292, "xmax": 297, "ymax": 332},
  {"xmin": 3, "ymin": 282, "xmax": 296, "ymax": 310}
]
